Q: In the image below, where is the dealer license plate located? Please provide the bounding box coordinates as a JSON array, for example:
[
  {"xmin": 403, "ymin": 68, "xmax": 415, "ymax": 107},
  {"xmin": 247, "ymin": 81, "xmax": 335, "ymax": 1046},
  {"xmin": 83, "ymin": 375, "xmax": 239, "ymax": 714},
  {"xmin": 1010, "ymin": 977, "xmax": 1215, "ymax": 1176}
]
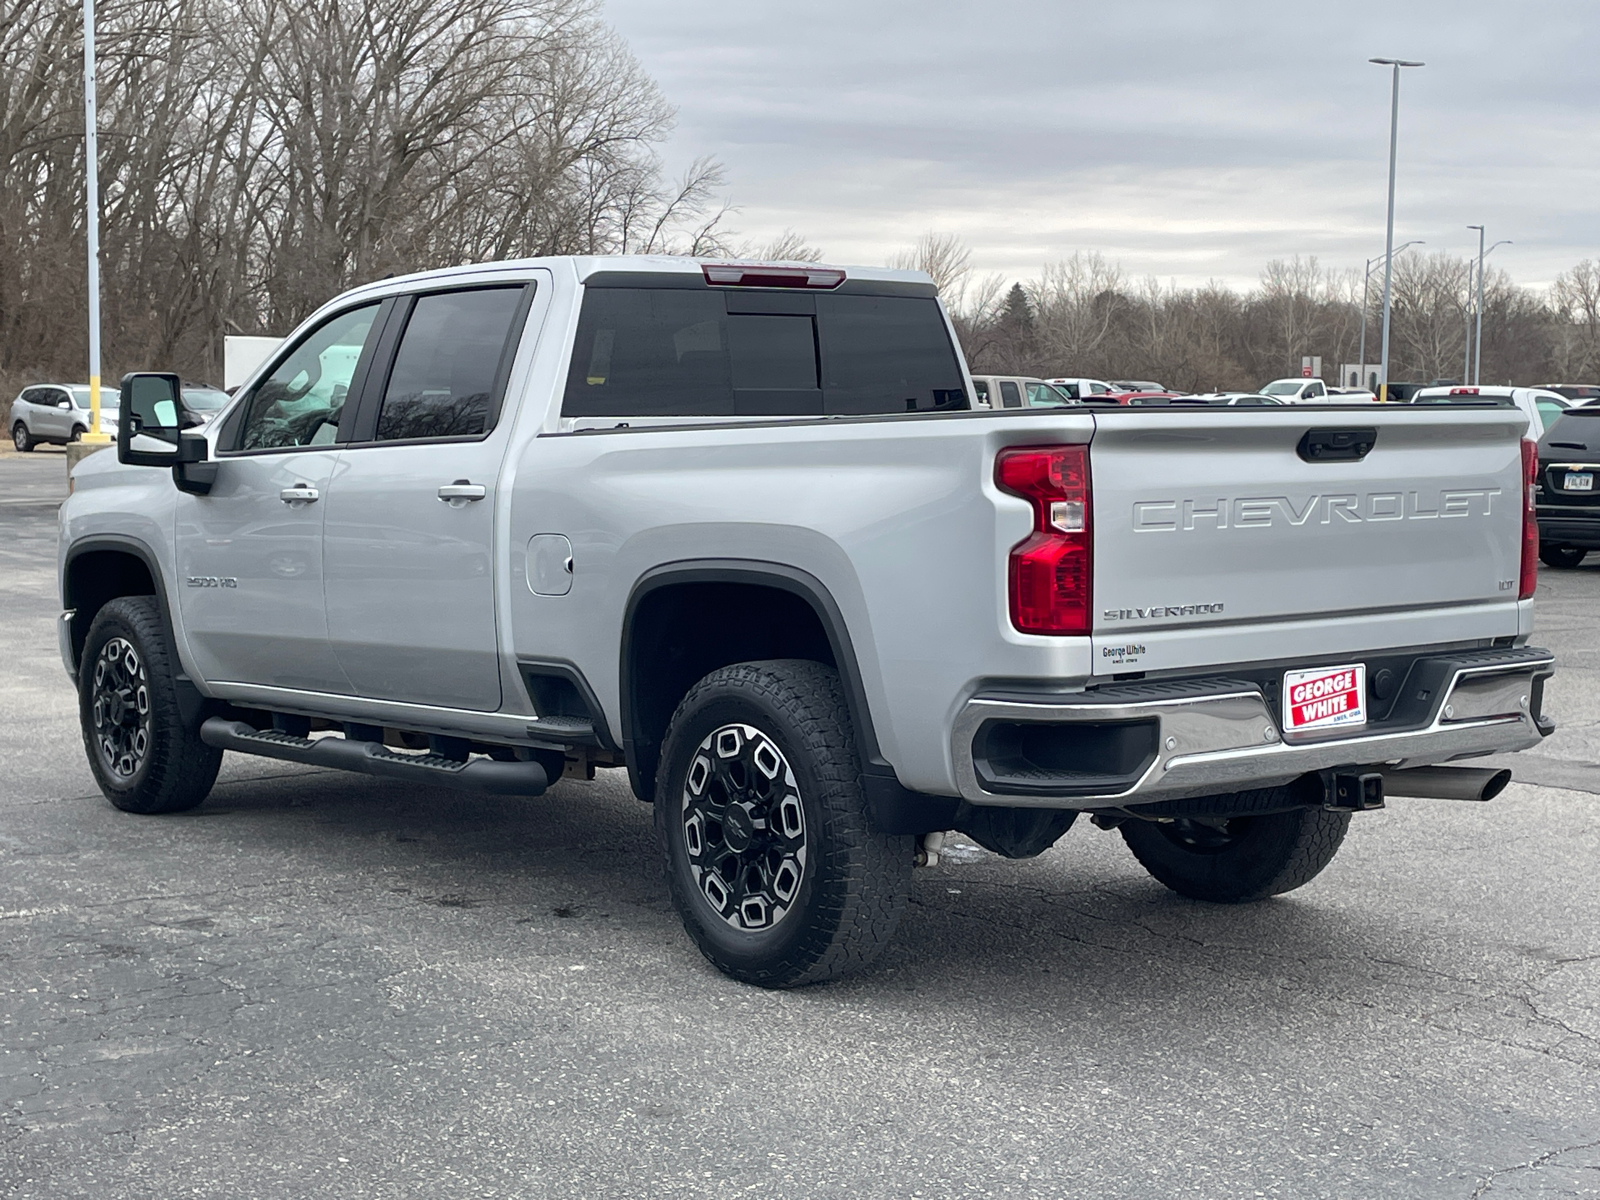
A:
[
  {"xmin": 1563, "ymin": 472, "xmax": 1593, "ymax": 492},
  {"xmin": 1282, "ymin": 664, "xmax": 1366, "ymax": 734}
]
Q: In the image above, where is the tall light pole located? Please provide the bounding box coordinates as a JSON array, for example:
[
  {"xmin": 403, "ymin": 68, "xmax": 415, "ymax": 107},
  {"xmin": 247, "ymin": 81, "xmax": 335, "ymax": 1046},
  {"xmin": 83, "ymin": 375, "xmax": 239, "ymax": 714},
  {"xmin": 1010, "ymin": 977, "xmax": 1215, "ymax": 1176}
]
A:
[
  {"xmin": 81, "ymin": 0, "xmax": 108, "ymax": 444},
  {"xmin": 1369, "ymin": 57, "xmax": 1424, "ymax": 403},
  {"xmin": 1471, "ymin": 230, "xmax": 1511, "ymax": 385},
  {"xmin": 1463, "ymin": 256, "xmax": 1474, "ymax": 382},
  {"xmin": 1360, "ymin": 240, "xmax": 1421, "ymax": 391}
]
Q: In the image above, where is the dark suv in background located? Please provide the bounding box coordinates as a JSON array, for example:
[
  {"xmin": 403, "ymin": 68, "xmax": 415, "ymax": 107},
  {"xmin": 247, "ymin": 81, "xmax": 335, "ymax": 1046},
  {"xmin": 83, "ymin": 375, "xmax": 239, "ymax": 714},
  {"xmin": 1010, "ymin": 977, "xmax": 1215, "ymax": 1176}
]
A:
[{"xmin": 1535, "ymin": 405, "xmax": 1600, "ymax": 567}]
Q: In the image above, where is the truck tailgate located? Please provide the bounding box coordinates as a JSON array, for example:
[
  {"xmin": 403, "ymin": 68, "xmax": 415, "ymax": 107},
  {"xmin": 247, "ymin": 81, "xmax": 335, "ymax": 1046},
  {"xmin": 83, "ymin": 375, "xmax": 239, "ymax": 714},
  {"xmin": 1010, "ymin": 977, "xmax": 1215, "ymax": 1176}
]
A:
[{"xmin": 1088, "ymin": 406, "xmax": 1529, "ymax": 675}]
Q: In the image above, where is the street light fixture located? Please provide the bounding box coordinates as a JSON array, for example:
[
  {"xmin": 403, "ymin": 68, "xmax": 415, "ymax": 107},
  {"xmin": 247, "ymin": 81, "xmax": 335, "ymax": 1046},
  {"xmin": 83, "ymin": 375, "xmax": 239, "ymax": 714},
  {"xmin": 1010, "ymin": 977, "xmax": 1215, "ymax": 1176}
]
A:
[
  {"xmin": 1369, "ymin": 57, "xmax": 1424, "ymax": 402},
  {"xmin": 1360, "ymin": 239, "xmax": 1422, "ymax": 391},
  {"xmin": 1466, "ymin": 226, "xmax": 1511, "ymax": 386}
]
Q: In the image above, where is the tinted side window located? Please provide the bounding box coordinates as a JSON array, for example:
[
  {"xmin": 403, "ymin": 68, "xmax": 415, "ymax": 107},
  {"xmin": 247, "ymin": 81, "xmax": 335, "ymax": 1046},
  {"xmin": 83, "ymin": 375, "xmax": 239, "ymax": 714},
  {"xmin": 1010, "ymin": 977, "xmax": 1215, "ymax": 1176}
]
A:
[
  {"xmin": 567, "ymin": 289, "xmax": 733, "ymax": 418},
  {"xmin": 815, "ymin": 294, "xmax": 964, "ymax": 414},
  {"xmin": 563, "ymin": 286, "xmax": 964, "ymax": 418},
  {"xmin": 999, "ymin": 381, "xmax": 1022, "ymax": 408},
  {"xmin": 238, "ymin": 304, "xmax": 380, "ymax": 450},
  {"xmin": 375, "ymin": 288, "xmax": 526, "ymax": 441}
]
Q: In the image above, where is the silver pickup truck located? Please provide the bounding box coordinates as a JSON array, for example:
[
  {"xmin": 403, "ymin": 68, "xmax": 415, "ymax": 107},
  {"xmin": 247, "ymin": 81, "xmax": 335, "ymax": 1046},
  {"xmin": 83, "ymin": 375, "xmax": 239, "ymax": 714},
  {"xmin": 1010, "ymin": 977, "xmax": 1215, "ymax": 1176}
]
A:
[{"xmin": 58, "ymin": 256, "xmax": 1554, "ymax": 988}]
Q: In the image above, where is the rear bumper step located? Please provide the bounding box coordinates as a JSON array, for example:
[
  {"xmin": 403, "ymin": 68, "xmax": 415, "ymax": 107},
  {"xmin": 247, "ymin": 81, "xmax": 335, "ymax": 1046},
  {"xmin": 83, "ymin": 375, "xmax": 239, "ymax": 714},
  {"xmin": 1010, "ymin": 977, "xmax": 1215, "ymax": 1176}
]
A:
[
  {"xmin": 200, "ymin": 718, "xmax": 550, "ymax": 797},
  {"xmin": 951, "ymin": 647, "xmax": 1554, "ymax": 808}
]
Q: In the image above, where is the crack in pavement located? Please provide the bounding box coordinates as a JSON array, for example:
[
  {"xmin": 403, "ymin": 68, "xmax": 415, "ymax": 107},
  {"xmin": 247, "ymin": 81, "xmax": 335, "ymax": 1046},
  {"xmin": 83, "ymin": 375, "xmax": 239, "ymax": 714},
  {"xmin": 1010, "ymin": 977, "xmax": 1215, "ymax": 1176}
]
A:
[{"xmin": 1467, "ymin": 1137, "xmax": 1600, "ymax": 1198}]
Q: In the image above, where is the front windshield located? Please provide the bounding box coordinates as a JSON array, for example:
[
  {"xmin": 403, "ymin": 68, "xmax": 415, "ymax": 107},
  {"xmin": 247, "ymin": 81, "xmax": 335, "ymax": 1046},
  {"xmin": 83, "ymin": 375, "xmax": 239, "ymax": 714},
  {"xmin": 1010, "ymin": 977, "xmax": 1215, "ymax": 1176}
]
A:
[
  {"xmin": 182, "ymin": 387, "xmax": 231, "ymax": 412},
  {"xmin": 67, "ymin": 387, "xmax": 119, "ymax": 410},
  {"xmin": 1261, "ymin": 381, "xmax": 1300, "ymax": 396}
]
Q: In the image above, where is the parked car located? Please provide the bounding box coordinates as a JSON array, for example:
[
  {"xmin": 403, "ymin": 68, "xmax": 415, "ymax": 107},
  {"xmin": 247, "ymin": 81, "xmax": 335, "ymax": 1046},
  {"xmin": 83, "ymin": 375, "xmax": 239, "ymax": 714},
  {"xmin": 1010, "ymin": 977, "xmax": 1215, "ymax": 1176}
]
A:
[
  {"xmin": 10, "ymin": 384, "xmax": 120, "ymax": 450},
  {"xmin": 971, "ymin": 376, "xmax": 1076, "ymax": 409},
  {"xmin": 1412, "ymin": 386, "xmax": 1567, "ymax": 440},
  {"xmin": 1535, "ymin": 384, "xmax": 1600, "ymax": 404},
  {"xmin": 1195, "ymin": 393, "xmax": 1285, "ymax": 406},
  {"xmin": 1532, "ymin": 404, "xmax": 1600, "ymax": 568},
  {"xmin": 1260, "ymin": 377, "xmax": 1331, "ymax": 402},
  {"xmin": 61, "ymin": 254, "xmax": 1555, "ymax": 989},
  {"xmin": 1374, "ymin": 381, "xmax": 1428, "ymax": 402},
  {"xmin": 1122, "ymin": 393, "xmax": 1205, "ymax": 406},
  {"xmin": 1046, "ymin": 377, "xmax": 1120, "ymax": 400}
]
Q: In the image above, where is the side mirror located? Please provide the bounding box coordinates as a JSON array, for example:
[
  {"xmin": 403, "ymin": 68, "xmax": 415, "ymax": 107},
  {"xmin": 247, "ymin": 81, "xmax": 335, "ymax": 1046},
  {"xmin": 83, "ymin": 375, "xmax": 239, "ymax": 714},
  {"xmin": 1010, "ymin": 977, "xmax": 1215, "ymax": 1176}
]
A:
[
  {"xmin": 117, "ymin": 372, "xmax": 216, "ymax": 494},
  {"xmin": 117, "ymin": 373, "xmax": 183, "ymax": 465},
  {"xmin": 57, "ymin": 399, "xmax": 71, "ymax": 410}
]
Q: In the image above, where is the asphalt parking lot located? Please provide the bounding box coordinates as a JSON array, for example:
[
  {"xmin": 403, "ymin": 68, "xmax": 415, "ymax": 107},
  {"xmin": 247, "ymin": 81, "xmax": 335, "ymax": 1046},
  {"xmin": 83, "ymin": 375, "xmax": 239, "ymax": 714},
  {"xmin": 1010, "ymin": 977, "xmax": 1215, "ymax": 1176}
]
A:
[{"xmin": 2, "ymin": 448, "xmax": 1598, "ymax": 1199}]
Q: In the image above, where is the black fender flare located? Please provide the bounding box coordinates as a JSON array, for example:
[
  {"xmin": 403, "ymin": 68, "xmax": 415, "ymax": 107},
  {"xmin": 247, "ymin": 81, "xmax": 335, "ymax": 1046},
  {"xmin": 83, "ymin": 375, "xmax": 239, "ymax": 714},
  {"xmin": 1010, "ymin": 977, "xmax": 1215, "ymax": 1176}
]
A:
[
  {"xmin": 620, "ymin": 559, "xmax": 956, "ymax": 834},
  {"xmin": 62, "ymin": 534, "xmax": 209, "ymax": 726}
]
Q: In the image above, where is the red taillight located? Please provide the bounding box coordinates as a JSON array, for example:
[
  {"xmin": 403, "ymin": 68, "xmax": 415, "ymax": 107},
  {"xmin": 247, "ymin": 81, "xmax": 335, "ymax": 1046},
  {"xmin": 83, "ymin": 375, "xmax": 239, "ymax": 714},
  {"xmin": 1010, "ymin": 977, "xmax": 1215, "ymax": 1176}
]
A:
[
  {"xmin": 996, "ymin": 445, "xmax": 1092, "ymax": 635},
  {"xmin": 700, "ymin": 263, "xmax": 845, "ymax": 289},
  {"xmin": 1520, "ymin": 438, "xmax": 1538, "ymax": 599},
  {"xmin": 1450, "ymin": 386, "xmax": 1480, "ymax": 395}
]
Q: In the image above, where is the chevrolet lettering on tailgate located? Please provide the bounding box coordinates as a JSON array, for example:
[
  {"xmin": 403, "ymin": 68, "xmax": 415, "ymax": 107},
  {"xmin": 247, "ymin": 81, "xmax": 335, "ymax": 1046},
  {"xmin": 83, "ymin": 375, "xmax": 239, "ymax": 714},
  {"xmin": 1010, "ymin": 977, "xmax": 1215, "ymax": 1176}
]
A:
[{"xmin": 1132, "ymin": 489, "xmax": 1502, "ymax": 531}]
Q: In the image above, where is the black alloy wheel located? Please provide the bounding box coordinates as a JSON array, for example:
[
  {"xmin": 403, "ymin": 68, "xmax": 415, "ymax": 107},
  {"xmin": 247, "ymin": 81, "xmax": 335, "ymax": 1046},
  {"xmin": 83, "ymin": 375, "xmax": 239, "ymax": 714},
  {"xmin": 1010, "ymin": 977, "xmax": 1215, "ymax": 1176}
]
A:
[
  {"xmin": 78, "ymin": 595, "xmax": 221, "ymax": 814},
  {"xmin": 680, "ymin": 722, "xmax": 808, "ymax": 932},
  {"xmin": 91, "ymin": 636, "xmax": 152, "ymax": 782}
]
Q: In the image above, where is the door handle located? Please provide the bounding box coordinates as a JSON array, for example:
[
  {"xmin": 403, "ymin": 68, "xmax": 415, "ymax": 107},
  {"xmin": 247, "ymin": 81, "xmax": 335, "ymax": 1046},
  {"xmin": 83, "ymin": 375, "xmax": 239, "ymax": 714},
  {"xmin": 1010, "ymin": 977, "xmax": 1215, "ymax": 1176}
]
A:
[
  {"xmin": 279, "ymin": 485, "xmax": 319, "ymax": 504},
  {"xmin": 438, "ymin": 481, "xmax": 487, "ymax": 503}
]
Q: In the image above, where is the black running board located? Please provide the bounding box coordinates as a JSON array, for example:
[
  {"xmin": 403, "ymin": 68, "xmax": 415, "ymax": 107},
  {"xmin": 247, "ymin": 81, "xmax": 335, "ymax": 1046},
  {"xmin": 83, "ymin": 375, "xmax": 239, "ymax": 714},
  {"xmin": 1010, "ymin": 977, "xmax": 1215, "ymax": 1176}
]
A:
[{"xmin": 199, "ymin": 718, "xmax": 549, "ymax": 797}]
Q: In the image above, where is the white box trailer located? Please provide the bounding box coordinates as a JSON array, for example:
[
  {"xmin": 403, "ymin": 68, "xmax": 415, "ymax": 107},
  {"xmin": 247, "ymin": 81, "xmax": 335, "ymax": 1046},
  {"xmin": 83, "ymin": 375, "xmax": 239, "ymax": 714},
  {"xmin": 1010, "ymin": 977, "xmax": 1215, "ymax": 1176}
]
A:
[{"xmin": 223, "ymin": 336, "xmax": 282, "ymax": 390}]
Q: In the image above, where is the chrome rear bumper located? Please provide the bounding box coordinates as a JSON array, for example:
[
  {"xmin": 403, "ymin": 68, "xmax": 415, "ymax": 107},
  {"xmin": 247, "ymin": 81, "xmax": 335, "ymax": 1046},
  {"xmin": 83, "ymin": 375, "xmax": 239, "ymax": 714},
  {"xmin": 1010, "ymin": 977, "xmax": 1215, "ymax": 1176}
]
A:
[{"xmin": 951, "ymin": 648, "xmax": 1554, "ymax": 809}]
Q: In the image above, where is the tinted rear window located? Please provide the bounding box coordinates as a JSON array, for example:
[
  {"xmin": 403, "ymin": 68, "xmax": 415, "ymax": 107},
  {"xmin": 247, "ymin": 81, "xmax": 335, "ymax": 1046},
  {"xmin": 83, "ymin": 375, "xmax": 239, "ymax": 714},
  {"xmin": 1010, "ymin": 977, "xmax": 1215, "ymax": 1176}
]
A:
[
  {"xmin": 563, "ymin": 286, "xmax": 966, "ymax": 418},
  {"xmin": 1541, "ymin": 410, "xmax": 1600, "ymax": 447}
]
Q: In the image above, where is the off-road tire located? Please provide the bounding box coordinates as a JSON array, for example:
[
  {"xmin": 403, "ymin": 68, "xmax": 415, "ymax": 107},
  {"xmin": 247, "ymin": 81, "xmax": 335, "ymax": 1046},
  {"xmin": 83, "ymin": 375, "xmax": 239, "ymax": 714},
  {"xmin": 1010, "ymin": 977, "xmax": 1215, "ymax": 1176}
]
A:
[
  {"xmin": 1120, "ymin": 792, "xmax": 1351, "ymax": 903},
  {"xmin": 655, "ymin": 659, "xmax": 913, "ymax": 988},
  {"xmin": 1540, "ymin": 544, "xmax": 1587, "ymax": 569},
  {"xmin": 79, "ymin": 595, "xmax": 221, "ymax": 814},
  {"xmin": 12, "ymin": 421, "xmax": 34, "ymax": 452}
]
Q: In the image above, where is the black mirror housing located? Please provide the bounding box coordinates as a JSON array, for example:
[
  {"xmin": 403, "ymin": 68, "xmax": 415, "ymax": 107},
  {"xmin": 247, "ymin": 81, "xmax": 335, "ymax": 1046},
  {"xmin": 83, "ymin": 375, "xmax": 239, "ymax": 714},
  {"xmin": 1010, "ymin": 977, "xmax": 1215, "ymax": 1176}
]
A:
[
  {"xmin": 117, "ymin": 372, "xmax": 185, "ymax": 466},
  {"xmin": 117, "ymin": 372, "xmax": 215, "ymax": 493}
]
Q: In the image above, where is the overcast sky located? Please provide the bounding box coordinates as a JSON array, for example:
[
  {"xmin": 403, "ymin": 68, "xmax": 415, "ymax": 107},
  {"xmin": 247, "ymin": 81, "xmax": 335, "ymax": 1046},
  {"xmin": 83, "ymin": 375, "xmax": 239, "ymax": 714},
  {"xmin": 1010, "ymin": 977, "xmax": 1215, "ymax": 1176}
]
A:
[{"xmin": 601, "ymin": 0, "xmax": 1599, "ymax": 292}]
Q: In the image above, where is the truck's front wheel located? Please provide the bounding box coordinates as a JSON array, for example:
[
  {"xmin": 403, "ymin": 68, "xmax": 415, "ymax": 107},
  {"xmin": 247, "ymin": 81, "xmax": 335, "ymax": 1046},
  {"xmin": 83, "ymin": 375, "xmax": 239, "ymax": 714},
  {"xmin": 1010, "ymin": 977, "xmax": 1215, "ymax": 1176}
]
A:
[
  {"xmin": 79, "ymin": 596, "xmax": 222, "ymax": 814},
  {"xmin": 1120, "ymin": 796, "xmax": 1350, "ymax": 903},
  {"xmin": 655, "ymin": 660, "xmax": 913, "ymax": 988}
]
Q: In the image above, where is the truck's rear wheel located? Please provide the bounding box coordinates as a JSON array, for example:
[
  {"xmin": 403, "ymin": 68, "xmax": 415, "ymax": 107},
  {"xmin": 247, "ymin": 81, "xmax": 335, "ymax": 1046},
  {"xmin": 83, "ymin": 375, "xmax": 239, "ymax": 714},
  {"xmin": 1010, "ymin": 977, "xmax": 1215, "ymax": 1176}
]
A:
[
  {"xmin": 655, "ymin": 659, "xmax": 913, "ymax": 988},
  {"xmin": 79, "ymin": 596, "xmax": 221, "ymax": 814},
  {"xmin": 1120, "ymin": 795, "xmax": 1350, "ymax": 903},
  {"xmin": 1539, "ymin": 544, "xmax": 1587, "ymax": 569}
]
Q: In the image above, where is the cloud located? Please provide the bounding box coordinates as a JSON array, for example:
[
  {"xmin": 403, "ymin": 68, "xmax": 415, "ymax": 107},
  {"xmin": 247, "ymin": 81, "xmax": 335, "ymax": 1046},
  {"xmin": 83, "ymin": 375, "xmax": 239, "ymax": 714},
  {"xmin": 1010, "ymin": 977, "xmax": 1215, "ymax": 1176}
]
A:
[{"xmin": 602, "ymin": 0, "xmax": 1600, "ymax": 289}]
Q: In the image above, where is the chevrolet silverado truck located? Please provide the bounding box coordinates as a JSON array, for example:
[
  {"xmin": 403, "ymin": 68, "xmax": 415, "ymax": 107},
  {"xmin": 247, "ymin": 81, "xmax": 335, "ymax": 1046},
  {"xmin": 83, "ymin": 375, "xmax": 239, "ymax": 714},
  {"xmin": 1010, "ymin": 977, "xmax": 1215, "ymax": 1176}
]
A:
[{"xmin": 59, "ymin": 256, "xmax": 1555, "ymax": 988}]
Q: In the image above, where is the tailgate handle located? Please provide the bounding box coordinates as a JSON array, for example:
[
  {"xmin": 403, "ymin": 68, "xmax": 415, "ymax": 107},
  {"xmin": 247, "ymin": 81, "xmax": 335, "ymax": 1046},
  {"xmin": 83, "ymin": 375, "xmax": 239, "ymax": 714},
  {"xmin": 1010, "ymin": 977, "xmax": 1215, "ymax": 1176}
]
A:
[{"xmin": 1298, "ymin": 428, "xmax": 1376, "ymax": 463}]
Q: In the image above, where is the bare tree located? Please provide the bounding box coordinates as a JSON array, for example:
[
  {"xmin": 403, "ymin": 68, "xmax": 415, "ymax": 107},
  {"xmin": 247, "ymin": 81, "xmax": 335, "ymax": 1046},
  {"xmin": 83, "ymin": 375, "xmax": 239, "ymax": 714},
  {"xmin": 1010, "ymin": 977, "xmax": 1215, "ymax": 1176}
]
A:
[{"xmin": 1552, "ymin": 260, "xmax": 1600, "ymax": 380}]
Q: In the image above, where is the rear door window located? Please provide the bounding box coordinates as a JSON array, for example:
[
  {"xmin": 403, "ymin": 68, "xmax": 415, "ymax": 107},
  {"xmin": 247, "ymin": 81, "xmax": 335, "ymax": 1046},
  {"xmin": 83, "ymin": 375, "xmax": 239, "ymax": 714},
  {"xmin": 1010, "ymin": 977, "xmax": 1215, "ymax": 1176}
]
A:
[
  {"xmin": 564, "ymin": 285, "xmax": 965, "ymax": 418},
  {"xmin": 999, "ymin": 381, "xmax": 1022, "ymax": 408},
  {"xmin": 373, "ymin": 287, "xmax": 528, "ymax": 441}
]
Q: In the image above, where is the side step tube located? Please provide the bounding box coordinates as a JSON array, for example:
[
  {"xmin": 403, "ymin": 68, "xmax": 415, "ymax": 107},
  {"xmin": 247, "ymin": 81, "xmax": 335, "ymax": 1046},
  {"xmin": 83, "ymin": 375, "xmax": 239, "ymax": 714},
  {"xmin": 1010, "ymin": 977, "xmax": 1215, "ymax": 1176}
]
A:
[
  {"xmin": 200, "ymin": 718, "xmax": 549, "ymax": 797},
  {"xmin": 1378, "ymin": 765, "xmax": 1511, "ymax": 802}
]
